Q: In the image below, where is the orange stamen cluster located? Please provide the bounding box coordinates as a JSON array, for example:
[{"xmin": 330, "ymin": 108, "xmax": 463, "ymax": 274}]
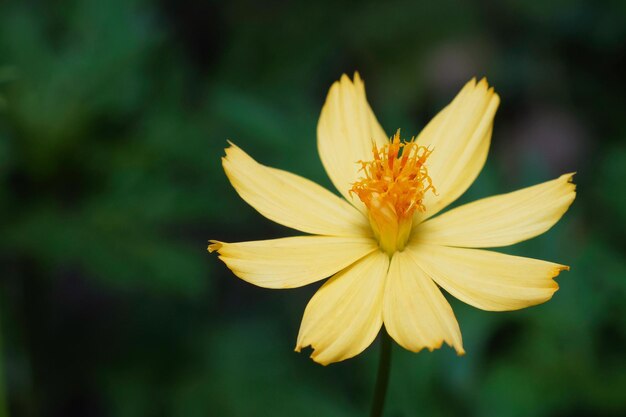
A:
[
  {"xmin": 350, "ymin": 130, "xmax": 435, "ymax": 254},
  {"xmin": 351, "ymin": 131, "xmax": 435, "ymax": 216}
]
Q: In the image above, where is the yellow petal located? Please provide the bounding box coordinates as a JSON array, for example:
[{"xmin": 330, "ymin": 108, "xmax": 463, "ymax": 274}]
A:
[
  {"xmin": 222, "ymin": 142, "xmax": 370, "ymax": 236},
  {"xmin": 295, "ymin": 250, "xmax": 389, "ymax": 365},
  {"xmin": 415, "ymin": 78, "xmax": 500, "ymax": 222},
  {"xmin": 317, "ymin": 73, "xmax": 389, "ymax": 211},
  {"xmin": 415, "ymin": 173, "xmax": 576, "ymax": 248},
  {"xmin": 408, "ymin": 244, "xmax": 567, "ymax": 311},
  {"xmin": 209, "ymin": 236, "xmax": 377, "ymax": 289},
  {"xmin": 383, "ymin": 251, "xmax": 464, "ymax": 354}
]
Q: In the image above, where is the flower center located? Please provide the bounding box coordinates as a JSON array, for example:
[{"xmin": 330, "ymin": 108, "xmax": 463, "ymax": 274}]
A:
[{"xmin": 350, "ymin": 130, "xmax": 435, "ymax": 255}]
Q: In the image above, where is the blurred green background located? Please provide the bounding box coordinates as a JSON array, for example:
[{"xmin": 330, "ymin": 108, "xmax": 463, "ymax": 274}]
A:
[{"xmin": 0, "ymin": 0, "xmax": 625, "ymax": 416}]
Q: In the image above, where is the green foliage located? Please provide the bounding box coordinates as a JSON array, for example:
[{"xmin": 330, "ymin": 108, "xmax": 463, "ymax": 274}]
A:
[{"xmin": 0, "ymin": 0, "xmax": 625, "ymax": 416}]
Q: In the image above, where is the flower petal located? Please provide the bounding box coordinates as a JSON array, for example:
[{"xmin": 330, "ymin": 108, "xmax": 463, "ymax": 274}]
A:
[
  {"xmin": 415, "ymin": 78, "xmax": 500, "ymax": 222},
  {"xmin": 383, "ymin": 251, "xmax": 464, "ymax": 354},
  {"xmin": 317, "ymin": 73, "xmax": 389, "ymax": 211},
  {"xmin": 407, "ymin": 244, "xmax": 567, "ymax": 311},
  {"xmin": 415, "ymin": 173, "xmax": 576, "ymax": 248},
  {"xmin": 295, "ymin": 250, "xmax": 389, "ymax": 365},
  {"xmin": 222, "ymin": 142, "xmax": 370, "ymax": 236},
  {"xmin": 209, "ymin": 236, "xmax": 377, "ymax": 289}
]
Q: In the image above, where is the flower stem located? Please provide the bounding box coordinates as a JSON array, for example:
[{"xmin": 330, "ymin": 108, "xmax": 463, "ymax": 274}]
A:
[
  {"xmin": 0, "ymin": 314, "xmax": 8, "ymax": 417},
  {"xmin": 369, "ymin": 329, "xmax": 392, "ymax": 417}
]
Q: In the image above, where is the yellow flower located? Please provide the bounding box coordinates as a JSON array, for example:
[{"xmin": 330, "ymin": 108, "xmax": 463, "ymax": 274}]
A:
[{"xmin": 209, "ymin": 73, "xmax": 576, "ymax": 365}]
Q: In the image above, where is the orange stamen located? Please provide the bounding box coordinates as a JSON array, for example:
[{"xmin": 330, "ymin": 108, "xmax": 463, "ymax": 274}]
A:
[{"xmin": 350, "ymin": 130, "xmax": 435, "ymax": 254}]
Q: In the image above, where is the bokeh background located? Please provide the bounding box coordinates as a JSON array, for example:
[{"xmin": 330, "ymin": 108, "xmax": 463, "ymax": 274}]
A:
[{"xmin": 0, "ymin": 0, "xmax": 625, "ymax": 416}]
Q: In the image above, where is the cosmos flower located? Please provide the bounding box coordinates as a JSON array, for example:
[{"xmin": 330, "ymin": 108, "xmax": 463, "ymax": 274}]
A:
[{"xmin": 209, "ymin": 73, "xmax": 575, "ymax": 365}]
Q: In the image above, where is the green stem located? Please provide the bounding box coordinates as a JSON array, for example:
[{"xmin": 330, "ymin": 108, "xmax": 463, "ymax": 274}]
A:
[
  {"xmin": 0, "ymin": 313, "xmax": 8, "ymax": 417},
  {"xmin": 369, "ymin": 329, "xmax": 392, "ymax": 417}
]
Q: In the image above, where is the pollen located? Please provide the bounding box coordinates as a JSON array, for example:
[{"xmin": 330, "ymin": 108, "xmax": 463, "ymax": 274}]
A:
[{"xmin": 351, "ymin": 130, "xmax": 435, "ymax": 254}]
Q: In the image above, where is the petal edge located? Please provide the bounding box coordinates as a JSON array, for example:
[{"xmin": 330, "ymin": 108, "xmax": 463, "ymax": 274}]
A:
[
  {"xmin": 408, "ymin": 244, "xmax": 567, "ymax": 311},
  {"xmin": 415, "ymin": 173, "xmax": 576, "ymax": 248},
  {"xmin": 295, "ymin": 250, "xmax": 389, "ymax": 365},
  {"xmin": 415, "ymin": 78, "xmax": 500, "ymax": 222},
  {"xmin": 383, "ymin": 251, "xmax": 464, "ymax": 354},
  {"xmin": 222, "ymin": 142, "xmax": 371, "ymax": 237},
  {"xmin": 210, "ymin": 236, "xmax": 377, "ymax": 289},
  {"xmin": 317, "ymin": 73, "xmax": 389, "ymax": 212}
]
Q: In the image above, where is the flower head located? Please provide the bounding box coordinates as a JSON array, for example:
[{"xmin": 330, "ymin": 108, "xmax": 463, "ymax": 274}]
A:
[{"xmin": 209, "ymin": 73, "xmax": 575, "ymax": 365}]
